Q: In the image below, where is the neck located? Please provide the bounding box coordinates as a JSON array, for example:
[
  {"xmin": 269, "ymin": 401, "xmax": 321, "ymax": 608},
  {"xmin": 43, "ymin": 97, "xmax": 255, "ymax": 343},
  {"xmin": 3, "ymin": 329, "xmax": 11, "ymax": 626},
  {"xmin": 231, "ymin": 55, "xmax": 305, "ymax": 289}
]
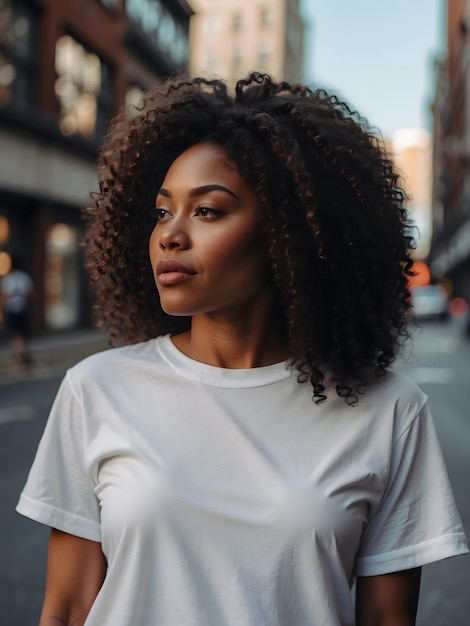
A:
[{"xmin": 171, "ymin": 296, "xmax": 287, "ymax": 369}]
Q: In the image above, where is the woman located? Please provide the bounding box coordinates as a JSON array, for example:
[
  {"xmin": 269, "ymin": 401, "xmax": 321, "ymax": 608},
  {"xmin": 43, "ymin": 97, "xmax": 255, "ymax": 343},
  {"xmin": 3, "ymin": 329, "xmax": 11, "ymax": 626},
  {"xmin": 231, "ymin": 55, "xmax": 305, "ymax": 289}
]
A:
[{"xmin": 17, "ymin": 73, "xmax": 467, "ymax": 626}]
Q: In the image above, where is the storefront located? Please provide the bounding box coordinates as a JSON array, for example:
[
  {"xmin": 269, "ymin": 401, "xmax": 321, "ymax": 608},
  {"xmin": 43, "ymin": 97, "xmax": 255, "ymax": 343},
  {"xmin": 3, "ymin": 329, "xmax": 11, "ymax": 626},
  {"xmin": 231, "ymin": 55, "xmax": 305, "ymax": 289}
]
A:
[{"xmin": 0, "ymin": 116, "xmax": 98, "ymax": 335}]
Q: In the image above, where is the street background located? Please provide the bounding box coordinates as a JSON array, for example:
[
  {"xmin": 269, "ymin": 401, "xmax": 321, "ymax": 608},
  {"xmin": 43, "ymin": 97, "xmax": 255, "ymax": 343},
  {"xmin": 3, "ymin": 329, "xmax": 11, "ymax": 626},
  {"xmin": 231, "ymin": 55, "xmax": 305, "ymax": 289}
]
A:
[
  {"xmin": 1, "ymin": 1, "xmax": 469, "ymax": 624},
  {"xmin": 1, "ymin": 316, "xmax": 469, "ymax": 626}
]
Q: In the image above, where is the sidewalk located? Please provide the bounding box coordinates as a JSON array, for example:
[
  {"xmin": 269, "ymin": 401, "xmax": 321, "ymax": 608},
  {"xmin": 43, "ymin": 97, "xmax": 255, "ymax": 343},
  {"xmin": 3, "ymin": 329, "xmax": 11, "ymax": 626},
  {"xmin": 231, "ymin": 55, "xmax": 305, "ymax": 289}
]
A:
[{"xmin": 0, "ymin": 327, "xmax": 109, "ymax": 384}]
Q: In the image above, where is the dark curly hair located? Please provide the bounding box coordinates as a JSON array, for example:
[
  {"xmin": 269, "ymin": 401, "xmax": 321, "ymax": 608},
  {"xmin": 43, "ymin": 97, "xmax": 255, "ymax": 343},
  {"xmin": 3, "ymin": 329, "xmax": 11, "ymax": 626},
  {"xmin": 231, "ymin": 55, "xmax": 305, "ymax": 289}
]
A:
[{"xmin": 84, "ymin": 72, "xmax": 415, "ymax": 404}]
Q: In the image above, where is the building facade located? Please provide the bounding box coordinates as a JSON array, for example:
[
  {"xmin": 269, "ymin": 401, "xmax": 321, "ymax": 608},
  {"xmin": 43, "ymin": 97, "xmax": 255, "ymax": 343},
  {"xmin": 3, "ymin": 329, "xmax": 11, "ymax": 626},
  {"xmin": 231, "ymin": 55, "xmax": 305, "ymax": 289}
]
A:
[
  {"xmin": 429, "ymin": 0, "xmax": 470, "ymax": 300},
  {"xmin": 392, "ymin": 129, "xmax": 433, "ymax": 260},
  {"xmin": 0, "ymin": 0, "xmax": 192, "ymax": 333},
  {"xmin": 188, "ymin": 0, "xmax": 304, "ymax": 83}
]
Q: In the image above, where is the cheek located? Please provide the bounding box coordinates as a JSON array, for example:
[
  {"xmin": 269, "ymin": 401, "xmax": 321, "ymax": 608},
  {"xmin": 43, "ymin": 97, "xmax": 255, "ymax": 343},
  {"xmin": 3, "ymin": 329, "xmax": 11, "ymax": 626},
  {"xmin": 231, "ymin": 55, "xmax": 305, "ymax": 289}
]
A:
[
  {"xmin": 148, "ymin": 228, "xmax": 159, "ymax": 265},
  {"xmin": 208, "ymin": 229, "xmax": 266, "ymax": 278}
]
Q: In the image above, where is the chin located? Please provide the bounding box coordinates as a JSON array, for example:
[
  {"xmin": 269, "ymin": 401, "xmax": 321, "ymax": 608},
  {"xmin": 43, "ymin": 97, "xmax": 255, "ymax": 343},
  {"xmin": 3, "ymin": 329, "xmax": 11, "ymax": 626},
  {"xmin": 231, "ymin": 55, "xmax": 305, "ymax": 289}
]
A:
[
  {"xmin": 159, "ymin": 300, "xmax": 198, "ymax": 317},
  {"xmin": 160, "ymin": 305, "xmax": 192, "ymax": 317}
]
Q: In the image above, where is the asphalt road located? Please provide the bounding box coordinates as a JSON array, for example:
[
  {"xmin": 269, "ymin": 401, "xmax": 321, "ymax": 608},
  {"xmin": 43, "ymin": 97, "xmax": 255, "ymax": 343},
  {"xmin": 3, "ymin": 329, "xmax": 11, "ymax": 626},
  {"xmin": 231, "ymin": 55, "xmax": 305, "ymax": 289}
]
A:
[
  {"xmin": 0, "ymin": 319, "xmax": 469, "ymax": 625},
  {"xmin": 399, "ymin": 318, "xmax": 470, "ymax": 625}
]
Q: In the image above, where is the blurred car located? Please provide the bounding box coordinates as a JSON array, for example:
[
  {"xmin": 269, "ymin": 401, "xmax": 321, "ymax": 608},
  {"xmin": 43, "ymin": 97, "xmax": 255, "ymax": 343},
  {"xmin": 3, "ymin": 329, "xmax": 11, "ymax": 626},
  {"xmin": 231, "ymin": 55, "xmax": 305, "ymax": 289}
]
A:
[{"xmin": 409, "ymin": 284, "xmax": 450, "ymax": 321}]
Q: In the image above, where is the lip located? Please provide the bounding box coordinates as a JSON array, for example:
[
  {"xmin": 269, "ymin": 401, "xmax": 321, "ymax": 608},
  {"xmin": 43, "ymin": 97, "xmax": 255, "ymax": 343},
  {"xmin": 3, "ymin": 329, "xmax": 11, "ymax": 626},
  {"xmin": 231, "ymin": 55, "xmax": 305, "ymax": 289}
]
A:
[{"xmin": 156, "ymin": 259, "xmax": 196, "ymax": 286}]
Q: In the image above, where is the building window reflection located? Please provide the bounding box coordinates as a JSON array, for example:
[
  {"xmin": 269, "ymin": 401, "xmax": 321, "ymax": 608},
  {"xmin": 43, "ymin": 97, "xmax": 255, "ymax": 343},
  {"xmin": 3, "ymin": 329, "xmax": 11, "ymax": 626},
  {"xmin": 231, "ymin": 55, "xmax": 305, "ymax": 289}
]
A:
[
  {"xmin": 126, "ymin": 0, "xmax": 188, "ymax": 66},
  {"xmin": 45, "ymin": 223, "xmax": 80, "ymax": 329},
  {"xmin": 55, "ymin": 35, "xmax": 112, "ymax": 139},
  {"xmin": 0, "ymin": 0, "xmax": 38, "ymax": 107}
]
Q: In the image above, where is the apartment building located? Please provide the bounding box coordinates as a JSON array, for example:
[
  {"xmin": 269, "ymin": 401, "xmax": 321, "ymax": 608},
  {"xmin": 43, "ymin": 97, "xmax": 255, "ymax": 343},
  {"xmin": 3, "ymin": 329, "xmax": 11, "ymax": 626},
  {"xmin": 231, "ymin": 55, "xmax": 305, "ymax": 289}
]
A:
[
  {"xmin": 0, "ymin": 0, "xmax": 192, "ymax": 333},
  {"xmin": 188, "ymin": 0, "xmax": 304, "ymax": 83},
  {"xmin": 430, "ymin": 0, "xmax": 470, "ymax": 301}
]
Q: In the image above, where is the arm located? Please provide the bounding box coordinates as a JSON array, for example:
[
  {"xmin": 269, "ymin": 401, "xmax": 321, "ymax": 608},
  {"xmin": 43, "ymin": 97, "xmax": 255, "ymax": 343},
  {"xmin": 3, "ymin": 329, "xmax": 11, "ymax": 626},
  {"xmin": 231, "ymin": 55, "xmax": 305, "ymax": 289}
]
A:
[
  {"xmin": 39, "ymin": 528, "xmax": 107, "ymax": 626},
  {"xmin": 355, "ymin": 568, "xmax": 421, "ymax": 626}
]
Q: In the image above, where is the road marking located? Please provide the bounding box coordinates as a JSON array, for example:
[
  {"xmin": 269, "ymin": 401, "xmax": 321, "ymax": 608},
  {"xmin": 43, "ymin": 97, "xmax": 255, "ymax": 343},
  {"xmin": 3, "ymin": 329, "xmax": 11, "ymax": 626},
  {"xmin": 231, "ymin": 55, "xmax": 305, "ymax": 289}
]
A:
[
  {"xmin": 419, "ymin": 337, "xmax": 458, "ymax": 354},
  {"xmin": 0, "ymin": 405, "xmax": 35, "ymax": 424},
  {"xmin": 410, "ymin": 367, "xmax": 453, "ymax": 384}
]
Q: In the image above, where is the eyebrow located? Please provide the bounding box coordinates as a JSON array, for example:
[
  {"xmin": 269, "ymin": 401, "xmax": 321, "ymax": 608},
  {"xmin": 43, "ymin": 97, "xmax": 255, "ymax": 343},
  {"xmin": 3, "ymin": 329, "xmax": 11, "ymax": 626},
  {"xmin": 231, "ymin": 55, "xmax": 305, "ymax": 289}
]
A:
[{"xmin": 157, "ymin": 184, "xmax": 240, "ymax": 200}]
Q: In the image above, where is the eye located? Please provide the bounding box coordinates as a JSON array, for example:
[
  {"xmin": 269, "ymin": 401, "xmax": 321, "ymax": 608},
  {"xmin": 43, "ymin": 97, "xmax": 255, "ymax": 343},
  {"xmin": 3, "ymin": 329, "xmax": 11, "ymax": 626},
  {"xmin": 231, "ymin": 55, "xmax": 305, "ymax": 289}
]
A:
[
  {"xmin": 154, "ymin": 208, "xmax": 170, "ymax": 221},
  {"xmin": 194, "ymin": 206, "xmax": 226, "ymax": 220}
]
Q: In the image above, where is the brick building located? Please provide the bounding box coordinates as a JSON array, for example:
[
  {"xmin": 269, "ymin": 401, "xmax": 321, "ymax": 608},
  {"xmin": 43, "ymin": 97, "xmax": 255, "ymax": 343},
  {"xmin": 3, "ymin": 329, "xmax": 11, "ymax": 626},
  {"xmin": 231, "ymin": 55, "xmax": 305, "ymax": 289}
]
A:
[
  {"xmin": 430, "ymin": 0, "xmax": 470, "ymax": 300},
  {"xmin": 0, "ymin": 0, "xmax": 192, "ymax": 333}
]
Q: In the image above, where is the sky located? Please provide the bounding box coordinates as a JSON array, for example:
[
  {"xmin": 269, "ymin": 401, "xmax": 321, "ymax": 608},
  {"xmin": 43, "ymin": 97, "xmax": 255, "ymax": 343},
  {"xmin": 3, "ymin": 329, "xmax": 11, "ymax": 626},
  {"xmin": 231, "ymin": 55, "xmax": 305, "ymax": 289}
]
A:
[{"xmin": 300, "ymin": 0, "xmax": 446, "ymax": 138}]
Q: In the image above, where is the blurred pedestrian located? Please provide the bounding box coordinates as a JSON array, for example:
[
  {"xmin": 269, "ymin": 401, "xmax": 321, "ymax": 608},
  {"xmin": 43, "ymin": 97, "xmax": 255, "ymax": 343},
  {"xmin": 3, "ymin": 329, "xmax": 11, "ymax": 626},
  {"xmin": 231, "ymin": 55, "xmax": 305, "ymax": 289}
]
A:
[
  {"xmin": 1, "ymin": 254, "xmax": 34, "ymax": 368},
  {"xmin": 17, "ymin": 73, "xmax": 468, "ymax": 626}
]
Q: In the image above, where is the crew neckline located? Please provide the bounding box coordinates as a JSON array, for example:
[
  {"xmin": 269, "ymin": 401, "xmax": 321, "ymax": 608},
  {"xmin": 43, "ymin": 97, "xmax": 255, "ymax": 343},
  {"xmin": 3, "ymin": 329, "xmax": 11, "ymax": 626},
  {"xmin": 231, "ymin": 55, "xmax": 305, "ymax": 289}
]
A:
[{"xmin": 155, "ymin": 334, "xmax": 292, "ymax": 388}]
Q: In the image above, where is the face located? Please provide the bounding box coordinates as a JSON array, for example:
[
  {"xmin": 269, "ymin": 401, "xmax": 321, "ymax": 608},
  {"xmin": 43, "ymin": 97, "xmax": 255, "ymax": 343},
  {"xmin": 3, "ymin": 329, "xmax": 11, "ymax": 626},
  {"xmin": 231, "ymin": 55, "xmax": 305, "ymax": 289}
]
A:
[{"xmin": 149, "ymin": 143, "xmax": 268, "ymax": 318}]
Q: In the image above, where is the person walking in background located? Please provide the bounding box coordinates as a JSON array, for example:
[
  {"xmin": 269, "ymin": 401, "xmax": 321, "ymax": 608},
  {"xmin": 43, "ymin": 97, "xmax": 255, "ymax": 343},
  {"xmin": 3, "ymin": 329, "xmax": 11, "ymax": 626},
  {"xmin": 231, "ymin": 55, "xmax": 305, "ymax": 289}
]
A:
[
  {"xmin": 1, "ymin": 254, "xmax": 34, "ymax": 369},
  {"xmin": 17, "ymin": 73, "xmax": 468, "ymax": 626}
]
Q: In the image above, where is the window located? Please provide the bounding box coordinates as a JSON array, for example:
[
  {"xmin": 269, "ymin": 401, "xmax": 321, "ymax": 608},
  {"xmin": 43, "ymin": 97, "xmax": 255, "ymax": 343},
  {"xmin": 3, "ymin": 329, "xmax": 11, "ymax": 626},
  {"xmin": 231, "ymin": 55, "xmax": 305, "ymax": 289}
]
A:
[
  {"xmin": 232, "ymin": 13, "xmax": 242, "ymax": 33},
  {"xmin": 0, "ymin": 0, "xmax": 38, "ymax": 107},
  {"xmin": 54, "ymin": 35, "xmax": 112, "ymax": 139},
  {"xmin": 126, "ymin": 0, "xmax": 188, "ymax": 66},
  {"xmin": 45, "ymin": 223, "xmax": 80, "ymax": 330},
  {"xmin": 259, "ymin": 7, "xmax": 272, "ymax": 29}
]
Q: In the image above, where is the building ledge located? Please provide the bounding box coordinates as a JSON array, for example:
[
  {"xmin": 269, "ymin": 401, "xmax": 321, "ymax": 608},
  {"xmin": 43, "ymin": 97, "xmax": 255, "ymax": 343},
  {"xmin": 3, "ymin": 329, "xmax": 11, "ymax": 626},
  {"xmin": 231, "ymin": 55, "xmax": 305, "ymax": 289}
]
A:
[{"xmin": 0, "ymin": 103, "xmax": 101, "ymax": 160}]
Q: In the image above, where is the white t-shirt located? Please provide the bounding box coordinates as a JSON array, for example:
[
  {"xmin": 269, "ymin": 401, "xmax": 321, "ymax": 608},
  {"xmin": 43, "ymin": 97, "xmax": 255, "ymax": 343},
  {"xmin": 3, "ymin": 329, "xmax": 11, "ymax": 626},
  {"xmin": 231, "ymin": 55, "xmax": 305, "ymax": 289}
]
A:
[{"xmin": 17, "ymin": 335, "xmax": 468, "ymax": 626}]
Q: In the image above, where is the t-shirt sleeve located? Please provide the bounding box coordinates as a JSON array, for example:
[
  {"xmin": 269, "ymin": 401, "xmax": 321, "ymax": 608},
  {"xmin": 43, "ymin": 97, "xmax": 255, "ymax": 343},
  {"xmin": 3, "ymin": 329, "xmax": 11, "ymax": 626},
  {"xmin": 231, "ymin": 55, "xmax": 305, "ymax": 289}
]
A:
[
  {"xmin": 16, "ymin": 371, "xmax": 101, "ymax": 542},
  {"xmin": 355, "ymin": 403, "xmax": 468, "ymax": 576}
]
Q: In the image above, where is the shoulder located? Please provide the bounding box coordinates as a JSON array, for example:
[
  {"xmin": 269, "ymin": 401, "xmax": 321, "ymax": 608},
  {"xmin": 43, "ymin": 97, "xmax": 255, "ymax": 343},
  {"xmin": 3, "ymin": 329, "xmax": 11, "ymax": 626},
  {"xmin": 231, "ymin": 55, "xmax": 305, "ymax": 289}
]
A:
[
  {"xmin": 66, "ymin": 338, "xmax": 161, "ymax": 388},
  {"xmin": 361, "ymin": 369, "xmax": 428, "ymax": 440},
  {"xmin": 369, "ymin": 368, "xmax": 427, "ymax": 407}
]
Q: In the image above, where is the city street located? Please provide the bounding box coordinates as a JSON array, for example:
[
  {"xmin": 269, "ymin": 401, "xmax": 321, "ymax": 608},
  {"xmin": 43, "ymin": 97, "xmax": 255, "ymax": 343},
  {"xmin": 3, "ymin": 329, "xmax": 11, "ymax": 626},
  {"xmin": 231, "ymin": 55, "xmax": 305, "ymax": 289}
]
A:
[{"xmin": 1, "ymin": 320, "xmax": 469, "ymax": 625}]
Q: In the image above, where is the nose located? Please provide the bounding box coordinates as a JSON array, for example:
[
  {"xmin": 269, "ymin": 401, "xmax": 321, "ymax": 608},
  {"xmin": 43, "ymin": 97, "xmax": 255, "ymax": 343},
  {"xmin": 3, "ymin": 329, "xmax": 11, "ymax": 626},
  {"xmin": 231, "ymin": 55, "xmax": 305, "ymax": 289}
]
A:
[{"xmin": 158, "ymin": 220, "xmax": 190, "ymax": 251}]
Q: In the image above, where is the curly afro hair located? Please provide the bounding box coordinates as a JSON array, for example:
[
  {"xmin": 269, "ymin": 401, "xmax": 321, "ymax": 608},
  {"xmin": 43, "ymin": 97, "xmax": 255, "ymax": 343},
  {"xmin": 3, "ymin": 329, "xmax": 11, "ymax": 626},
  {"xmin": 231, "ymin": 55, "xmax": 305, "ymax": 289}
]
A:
[{"xmin": 84, "ymin": 72, "xmax": 416, "ymax": 404}]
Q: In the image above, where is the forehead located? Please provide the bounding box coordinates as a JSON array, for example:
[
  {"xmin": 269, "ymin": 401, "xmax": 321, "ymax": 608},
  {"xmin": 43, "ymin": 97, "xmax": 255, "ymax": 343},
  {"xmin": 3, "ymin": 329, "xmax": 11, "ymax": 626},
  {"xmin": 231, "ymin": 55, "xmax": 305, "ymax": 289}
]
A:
[{"xmin": 163, "ymin": 143, "xmax": 238, "ymax": 182}]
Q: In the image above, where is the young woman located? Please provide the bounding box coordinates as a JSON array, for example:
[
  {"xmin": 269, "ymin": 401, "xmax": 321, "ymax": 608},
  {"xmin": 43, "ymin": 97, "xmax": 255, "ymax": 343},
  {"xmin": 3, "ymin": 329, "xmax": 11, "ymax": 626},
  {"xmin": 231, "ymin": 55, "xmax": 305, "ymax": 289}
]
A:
[{"xmin": 17, "ymin": 73, "xmax": 467, "ymax": 626}]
